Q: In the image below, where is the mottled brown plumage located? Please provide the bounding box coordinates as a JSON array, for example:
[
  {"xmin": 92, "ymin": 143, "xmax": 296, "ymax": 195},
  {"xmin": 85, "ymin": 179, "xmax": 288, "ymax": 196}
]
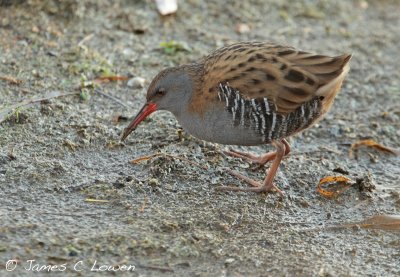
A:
[
  {"xmin": 190, "ymin": 42, "xmax": 351, "ymax": 116},
  {"xmin": 122, "ymin": 41, "xmax": 351, "ymax": 195}
]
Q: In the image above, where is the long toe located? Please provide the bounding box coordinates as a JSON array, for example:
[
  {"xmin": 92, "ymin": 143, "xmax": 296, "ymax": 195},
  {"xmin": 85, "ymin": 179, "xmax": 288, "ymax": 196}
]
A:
[
  {"xmin": 224, "ymin": 149, "xmax": 276, "ymax": 166},
  {"xmin": 225, "ymin": 168, "xmax": 261, "ymax": 187},
  {"xmin": 216, "ymin": 168, "xmax": 283, "ymax": 195},
  {"xmin": 215, "ymin": 183, "xmax": 283, "ymax": 195}
]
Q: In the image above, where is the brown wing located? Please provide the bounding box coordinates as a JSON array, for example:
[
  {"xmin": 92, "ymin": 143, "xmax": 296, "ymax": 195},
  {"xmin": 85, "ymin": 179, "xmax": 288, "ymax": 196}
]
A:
[{"xmin": 190, "ymin": 42, "xmax": 351, "ymax": 115}]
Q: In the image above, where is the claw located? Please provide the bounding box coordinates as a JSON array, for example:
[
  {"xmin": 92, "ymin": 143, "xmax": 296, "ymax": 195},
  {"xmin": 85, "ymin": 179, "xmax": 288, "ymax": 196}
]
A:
[{"xmin": 216, "ymin": 140, "xmax": 289, "ymax": 196}]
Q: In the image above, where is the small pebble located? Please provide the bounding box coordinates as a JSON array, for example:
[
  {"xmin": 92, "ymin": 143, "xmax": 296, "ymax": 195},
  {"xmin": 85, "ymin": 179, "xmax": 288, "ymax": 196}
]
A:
[
  {"xmin": 155, "ymin": 0, "xmax": 177, "ymax": 15},
  {"xmin": 224, "ymin": 258, "xmax": 235, "ymax": 264},
  {"xmin": 32, "ymin": 25, "xmax": 40, "ymax": 33},
  {"xmin": 235, "ymin": 23, "xmax": 250, "ymax": 34},
  {"xmin": 127, "ymin": 76, "xmax": 146, "ymax": 88}
]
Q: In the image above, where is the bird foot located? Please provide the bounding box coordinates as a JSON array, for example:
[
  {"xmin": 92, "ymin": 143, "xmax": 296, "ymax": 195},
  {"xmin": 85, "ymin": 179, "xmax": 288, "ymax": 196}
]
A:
[
  {"xmin": 215, "ymin": 185, "xmax": 284, "ymax": 196},
  {"xmin": 223, "ymin": 148, "xmax": 276, "ymax": 166},
  {"xmin": 216, "ymin": 168, "xmax": 284, "ymax": 196}
]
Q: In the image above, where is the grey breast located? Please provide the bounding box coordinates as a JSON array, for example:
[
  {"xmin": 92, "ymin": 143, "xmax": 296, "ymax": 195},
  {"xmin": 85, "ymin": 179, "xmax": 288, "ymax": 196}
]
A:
[{"xmin": 176, "ymin": 104, "xmax": 265, "ymax": 146}]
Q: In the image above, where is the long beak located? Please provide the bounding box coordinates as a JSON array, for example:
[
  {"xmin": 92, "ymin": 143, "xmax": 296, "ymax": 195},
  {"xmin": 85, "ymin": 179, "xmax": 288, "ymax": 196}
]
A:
[{"xmin": 121, "ymin": 102, "xmax": 158, "ymax": 141}]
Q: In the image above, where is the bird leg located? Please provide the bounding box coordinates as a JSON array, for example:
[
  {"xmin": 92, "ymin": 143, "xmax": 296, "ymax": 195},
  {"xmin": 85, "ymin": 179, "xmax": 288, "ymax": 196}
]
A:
[
  {"xmin": 224, "ymin": 139, "xmax": 290, "ymax": 166},
  {"xmin": 216, "ymin": 140, "xmax": 287, "ymax": 195}
]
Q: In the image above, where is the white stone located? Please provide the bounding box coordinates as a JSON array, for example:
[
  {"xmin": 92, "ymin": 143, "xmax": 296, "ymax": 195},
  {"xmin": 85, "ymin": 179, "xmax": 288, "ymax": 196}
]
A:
[
  {"xmin": 155, "ymin": 0, "xmax": 177, "ymax": 15},
  {"xmin": 127, "ymin": 77, "xmax": 146, "ymax": 88}
]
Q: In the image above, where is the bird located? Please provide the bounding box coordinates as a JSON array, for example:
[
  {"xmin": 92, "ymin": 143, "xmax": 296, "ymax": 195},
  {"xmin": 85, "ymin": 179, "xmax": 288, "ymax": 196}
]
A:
[{"xmin": 121, "ymin": 41, "xmax": 351, "ymax": 194}]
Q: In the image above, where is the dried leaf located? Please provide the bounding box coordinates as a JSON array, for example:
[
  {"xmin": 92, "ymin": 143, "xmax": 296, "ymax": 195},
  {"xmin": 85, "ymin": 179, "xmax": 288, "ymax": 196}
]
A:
[
  {"xmin": 85, "ymin": 199, "xmax": 109, "ymax": 203},
  {"xmin": 139, "ymin": 197, "xmax": 147, "ymax": 212},
  {"xmin": 94, "ymin": 75, "xmax": 129, "ymax": 83},
  {"xmin": 357, "ymin": 214, "xmax": 400, "ymax": 231},
  {"xmin": 331, "ymin": 215, "xmax": 400, "ymax": 231},
  {"xmin": 317, "ymin": 175, "xmax": 354, "ymax": 198},
  {"xmin": 0, "ymin": 75, "xmax": 23, "ymax": 85},
  {"xmin": 350, "ymin": 139, "xmax": 400, "ymax": 157},
  {"xmin": 130, "ymin": 155, "xmax": 156, "ymax": 164},
  {"xmin": 308, "ymin": 214, "xmax": 400, "ymax": 232}
]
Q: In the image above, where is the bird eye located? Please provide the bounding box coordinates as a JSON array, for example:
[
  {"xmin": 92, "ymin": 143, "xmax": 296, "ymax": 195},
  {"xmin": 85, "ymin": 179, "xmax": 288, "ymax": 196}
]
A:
[{"xmin": 156, "ymin": 88, "xmax": 166, "ymax": 96}]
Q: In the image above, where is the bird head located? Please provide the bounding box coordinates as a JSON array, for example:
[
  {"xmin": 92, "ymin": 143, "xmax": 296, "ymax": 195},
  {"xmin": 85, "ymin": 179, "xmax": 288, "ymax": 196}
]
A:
[{"xmin": 121, "ymin": 66, "xmax": 197, "ymax": 141}]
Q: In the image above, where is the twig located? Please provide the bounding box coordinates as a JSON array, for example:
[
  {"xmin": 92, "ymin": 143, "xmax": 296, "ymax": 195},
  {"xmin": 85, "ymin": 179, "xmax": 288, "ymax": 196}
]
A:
[
  {"xmin": 77, "ymin": 33, "xmax": 94, "ymax": 47},
  {"xmin": 94, "ymin": 88, "xmax": 130, "ymax": 108},
  {"xmin": 139, "ymin": 197, "xmax": 147, "ymax": 212},
  {"xmin": 0, "ymin": 91, "xmax": 79, "ymax": 123},
  {"xmin": 95, "ymin": 76, "xmax": 129, "ymax": 82},
  {"xmin": 85, "ymin": 198, "xmax": 110, "ymax": 203}
]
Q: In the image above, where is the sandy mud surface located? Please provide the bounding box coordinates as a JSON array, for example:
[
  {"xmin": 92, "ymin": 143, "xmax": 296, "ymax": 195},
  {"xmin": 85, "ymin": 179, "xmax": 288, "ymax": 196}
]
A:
[{"xmin": 1, "ymin": 0, "xmax": 399, "ymax": 276}]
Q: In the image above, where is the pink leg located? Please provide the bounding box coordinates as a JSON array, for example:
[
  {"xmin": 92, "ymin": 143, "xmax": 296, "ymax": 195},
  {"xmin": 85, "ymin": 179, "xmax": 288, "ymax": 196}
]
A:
[
  {"xmin": 216, "ymin": 140, "xmax": 287, "ymax": 195},
  {"xmin": 224, "ymin": 139, "xmax": 290, "ymax": 166}
]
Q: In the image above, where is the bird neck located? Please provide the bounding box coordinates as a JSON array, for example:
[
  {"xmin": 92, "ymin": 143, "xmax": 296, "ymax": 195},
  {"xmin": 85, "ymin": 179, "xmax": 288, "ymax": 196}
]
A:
[
  {"xmin": 180, "ymin": 62, "xmax": 204, "ymax": 90},
  {"xmin": 171, "ymin": 63, "xmax": 204, "ymax": 117}
]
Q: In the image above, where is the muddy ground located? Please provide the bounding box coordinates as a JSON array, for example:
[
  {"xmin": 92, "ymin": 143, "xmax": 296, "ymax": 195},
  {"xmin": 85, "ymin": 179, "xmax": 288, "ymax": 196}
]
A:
[{"xmin": 1, "ymin": 0, "xmax": 399, "ymax": 276}]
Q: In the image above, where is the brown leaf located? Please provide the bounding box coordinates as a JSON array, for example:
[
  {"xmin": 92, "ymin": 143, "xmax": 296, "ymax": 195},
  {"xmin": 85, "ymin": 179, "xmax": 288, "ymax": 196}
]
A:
[
  {"xmin": 94, "ymin": 75, "xmax": 129, "ymax": 84},
  {"xmin": 0, "ymin": 75, "xmax": 23, "ymax": 85},
  {"xmin": 139, "ymin": 197, "xmax": 147, "ymax": 212},
  {"xmin": 317, "ymin": 175, "xmax": 354, "ymax": 199},
  {"xmin": 309, "ymin": 214, "xmax": 400, "ymax": 232},
  {"xmin": 85, "ymin": 199, "xmax": 109, "ymax": 203},
  {"xmin": 350, "ymin": 139, "xmax": 400, "ymax": 158},
  {"xmin": 356, "ymin": 214, "xmax": 400, "ymax": 231},
  {"xmin": 130, "ymin": 154, "xmax": 157, "ymax": 164},
  {"xmin": 328, "ymin": 215, "xmax": 400, "ymax": 231}
]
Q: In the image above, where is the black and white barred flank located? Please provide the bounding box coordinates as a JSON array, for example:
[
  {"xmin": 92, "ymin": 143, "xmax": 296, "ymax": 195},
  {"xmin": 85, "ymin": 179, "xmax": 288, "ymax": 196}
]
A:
[{"xmin": 218, "ymin": 83, "xmax": 323, "ymax": 142}]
